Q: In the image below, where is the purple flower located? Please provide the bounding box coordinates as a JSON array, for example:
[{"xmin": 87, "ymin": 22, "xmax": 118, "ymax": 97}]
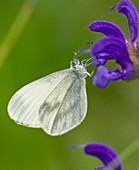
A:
[
  {"xmin": 84, "ymin": 143, "xmax": 122, "ymax": 170},
  {"xmin": 87, "ymin": 0, "xmax": 139, "ymax": 88}
]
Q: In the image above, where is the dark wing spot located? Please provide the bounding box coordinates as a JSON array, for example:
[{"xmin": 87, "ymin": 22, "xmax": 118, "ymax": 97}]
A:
[{"xmin": 39, "ymin": 101, "xmax": 60, "ymax": 122}]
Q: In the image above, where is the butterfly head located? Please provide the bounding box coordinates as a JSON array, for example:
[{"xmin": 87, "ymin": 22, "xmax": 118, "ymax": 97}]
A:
[{"xmin": 70, "ymin": 58, "xmax": 90, "ymax": 78}]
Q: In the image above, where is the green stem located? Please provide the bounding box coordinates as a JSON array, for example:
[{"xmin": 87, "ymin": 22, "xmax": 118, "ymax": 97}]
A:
[
  {"xmin": 119, "ymin": 138, "xmax": 139, "ymax": 163},
  {"xmin": 0, "ymin": 0, "xmax": 37, "ymax": 68}
]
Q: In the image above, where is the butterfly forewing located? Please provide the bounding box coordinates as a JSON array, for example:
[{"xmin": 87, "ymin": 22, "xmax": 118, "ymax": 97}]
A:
[
  {"xmin": 39, "ymin": 72, "xmax": 87, "ymax": 136},
  {"xmin": 7, "ymin": 69, "xmax": 70, "ymax": 128}
]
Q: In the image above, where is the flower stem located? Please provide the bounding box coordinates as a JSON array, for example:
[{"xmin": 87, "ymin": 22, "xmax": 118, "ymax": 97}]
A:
[
  {"xmin": 0, "ymin": 0, "xmax": 37, "ymax": 69},
  {"xmin": 119, "ymin": 138, "xmax": 139, "ymax": 163}
]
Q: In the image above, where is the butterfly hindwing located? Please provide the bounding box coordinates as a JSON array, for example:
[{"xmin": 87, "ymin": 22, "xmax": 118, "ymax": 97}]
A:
[{"xmin": 39, "ymin": 72, "xmax": 87, "ymax": 136}]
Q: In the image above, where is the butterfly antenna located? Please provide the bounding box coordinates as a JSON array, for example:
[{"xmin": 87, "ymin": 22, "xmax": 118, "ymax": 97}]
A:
[
  {"xmin": 73, "ymin": 41, "xmax": 93, "ymax": 59},
  {"xmin": 109, "ymin": 4, "xmax": 117, "ymax": 13},
  {"xmin": 76, "ymin": 41, "xmax": 93, "ymax": 55}
]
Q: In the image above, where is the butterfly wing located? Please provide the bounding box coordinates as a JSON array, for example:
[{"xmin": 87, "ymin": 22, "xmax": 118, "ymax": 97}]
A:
[
  {"xmin": 39, "ymin": 72, "xmax": 87, "ymax": 136},
  {"xmin": 7, "ymin": 69, "xmax": 71, "ymax": 128}
]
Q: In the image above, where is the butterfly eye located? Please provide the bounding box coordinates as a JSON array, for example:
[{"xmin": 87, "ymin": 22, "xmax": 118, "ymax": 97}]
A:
[
  {"xmin": 71, "ymin": 61, "xmax": 77, "ymax": 68},
  {"xmin": 74, "ymin": 58, "xmax": 80, "ymax": 64},
  {"xmin": 71, "ymin": 59, "xmax": 79, "ymax": 68}
]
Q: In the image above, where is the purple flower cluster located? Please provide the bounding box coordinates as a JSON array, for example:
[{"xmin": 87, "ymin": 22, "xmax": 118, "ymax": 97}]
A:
[{"xmin": 88, "ymin": 0, "xmax": 139, "ymax": 88}]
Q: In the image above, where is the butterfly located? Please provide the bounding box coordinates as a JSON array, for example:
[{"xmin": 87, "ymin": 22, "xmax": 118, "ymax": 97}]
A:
[{"xmin": 7, "ymin": 58, "xmax": 91, "ymax": 136}]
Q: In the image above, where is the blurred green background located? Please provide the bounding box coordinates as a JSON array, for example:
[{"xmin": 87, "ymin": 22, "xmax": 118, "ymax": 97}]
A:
[{"xmin": 0, "ymin": 0, "xmax": 138, "ymax": 169}]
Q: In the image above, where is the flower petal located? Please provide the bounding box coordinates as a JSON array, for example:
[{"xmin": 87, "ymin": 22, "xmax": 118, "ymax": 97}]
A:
[
  {"xmin": 91, "ymin": 37, "xmax": 133, "ymax": 70},
  {"xmin": 92, "ymin": 66, "xmax": 124, "ymax": 88},
  {"xmin": 87, "ymin": 21, "xmax": 125, "ymax": 43},
  {"xmin": 117, "ymin": 0, "xmax": 139, "ymax": 45},
  {"xmin": 92, "ymin": 37, "xmax": 136, "ymax": 88},
  {"xmin": 94, "ymin": 167, "xmax": 105, "ymax": 170},
  {"xmin": 92, "ymin": 55, "xmax": 107, "ymax": 66},
  {"xmin": 84, "ymin": 143, "xmax": 122, "ymax": 170},
  {"xmin": 93, "ymin": 66, "xmax": 110, "ymax": 88}
]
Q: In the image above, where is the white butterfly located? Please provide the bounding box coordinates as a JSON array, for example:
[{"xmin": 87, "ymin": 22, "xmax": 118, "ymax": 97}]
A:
[{"xmin": 7, "ymin": 58, "xmax": 91, "ymax": 136}]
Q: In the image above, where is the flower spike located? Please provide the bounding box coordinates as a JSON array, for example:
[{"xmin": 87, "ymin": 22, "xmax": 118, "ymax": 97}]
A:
[{"xmin": 88, "ymin": 0, "xmax": 138, "ymax": 88}]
